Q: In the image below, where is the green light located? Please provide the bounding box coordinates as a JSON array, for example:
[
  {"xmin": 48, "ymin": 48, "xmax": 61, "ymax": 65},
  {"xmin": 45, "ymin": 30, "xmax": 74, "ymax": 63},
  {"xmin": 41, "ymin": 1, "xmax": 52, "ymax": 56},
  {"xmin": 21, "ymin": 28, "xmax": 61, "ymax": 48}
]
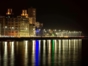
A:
[
  {"xmin": 51, "ymin": 40, "xmax": 54, "ymax": 66},
  {"xmin": 52, "ymin": 34, "xmax": 54, "ymax": 36}
]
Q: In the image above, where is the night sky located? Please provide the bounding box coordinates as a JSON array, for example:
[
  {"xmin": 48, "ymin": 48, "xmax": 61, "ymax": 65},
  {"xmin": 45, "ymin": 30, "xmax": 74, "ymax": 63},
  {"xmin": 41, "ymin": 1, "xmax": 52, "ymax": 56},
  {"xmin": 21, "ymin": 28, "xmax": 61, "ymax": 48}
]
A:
[{"xmin": 0, "ymin": 0, "xmax": 88, "ymax": 35}]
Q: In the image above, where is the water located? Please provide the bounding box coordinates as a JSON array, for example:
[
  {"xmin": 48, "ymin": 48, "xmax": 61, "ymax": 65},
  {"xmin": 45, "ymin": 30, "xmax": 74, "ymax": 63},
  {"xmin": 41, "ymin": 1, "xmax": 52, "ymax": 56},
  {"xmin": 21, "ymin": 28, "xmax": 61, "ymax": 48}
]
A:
[{"xmin": 0, "ymin": 39, "xmax": 82, "ymax": 66}]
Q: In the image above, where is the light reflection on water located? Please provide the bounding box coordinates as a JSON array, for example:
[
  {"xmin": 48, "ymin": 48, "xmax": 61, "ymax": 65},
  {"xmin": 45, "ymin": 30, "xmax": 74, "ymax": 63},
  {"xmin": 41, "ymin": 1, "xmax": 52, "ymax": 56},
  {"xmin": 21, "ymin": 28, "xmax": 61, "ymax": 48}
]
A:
[
  {"xmin": 3, "ymin": 42, "xmax": 8, "ymax": 66},
  {"xmin": 0, "ymin": 39, "xmax": 82, "ymax": 66},
  {"xmin": 10, "ymin": 41, "xmax": 14, "ymax": 66}
]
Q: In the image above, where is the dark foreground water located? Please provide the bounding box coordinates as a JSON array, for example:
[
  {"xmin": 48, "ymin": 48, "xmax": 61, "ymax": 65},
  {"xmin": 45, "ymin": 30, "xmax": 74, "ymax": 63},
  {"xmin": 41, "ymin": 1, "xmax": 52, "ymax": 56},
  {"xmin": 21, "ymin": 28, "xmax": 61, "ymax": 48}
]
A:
[{"xmin": 0, "ymin": 39, "xmax": 82, "ymax": 66}]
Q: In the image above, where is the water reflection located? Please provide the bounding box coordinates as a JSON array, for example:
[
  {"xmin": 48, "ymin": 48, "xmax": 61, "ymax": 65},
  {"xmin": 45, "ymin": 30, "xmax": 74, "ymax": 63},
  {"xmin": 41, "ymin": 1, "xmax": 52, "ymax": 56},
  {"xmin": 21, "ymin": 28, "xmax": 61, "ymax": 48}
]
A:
[
  {"xmin": 3, "ymin": 42, "xmax": 8, "ymax": 66},
  {"xmin": 51, "ymin": 40, "xmax": 55, "ymax": 66},
  {"xmin": 35, "ymin": 40, "xmax": 40, "ymax": 66},
  {"xmin": 43, "ymin": 40, "xmax": 46, "ymax": 66},
  {"xmin": 10, "ymin": 41, "xmax": 15, "ymax": 66},
  {"xmin": 32, "ymin": 40, "xmax": 35, "ymax": 66},
  {"xmin": 47, "ymin": 40, "xmax": 51, "ymax": 66},
  {"xmin": 58, "ymin": 40, "xmax": 62, "ymax": 66},
  {"xmin": 0, "ymin": 39, "xmax": 82, "ymax": 66},
  {"xmin": 24, "ymin": 40, "xmax": 28, "ymax": 66},
  {"xmin": 0, "ymin": 42, "xmax": 1, "ymax": 66}
]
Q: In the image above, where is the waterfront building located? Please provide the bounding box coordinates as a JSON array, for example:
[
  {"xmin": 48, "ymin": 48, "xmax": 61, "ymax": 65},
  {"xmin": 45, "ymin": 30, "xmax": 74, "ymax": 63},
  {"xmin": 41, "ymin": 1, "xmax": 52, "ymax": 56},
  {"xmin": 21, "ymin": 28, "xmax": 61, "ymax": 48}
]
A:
[
  {"xmin": 0, "ymin": 8, "xmax": 82, "ymax": 37},
  {"xmin": 0, "ymin": 8, "xmax": 38, "ymax": 37}
]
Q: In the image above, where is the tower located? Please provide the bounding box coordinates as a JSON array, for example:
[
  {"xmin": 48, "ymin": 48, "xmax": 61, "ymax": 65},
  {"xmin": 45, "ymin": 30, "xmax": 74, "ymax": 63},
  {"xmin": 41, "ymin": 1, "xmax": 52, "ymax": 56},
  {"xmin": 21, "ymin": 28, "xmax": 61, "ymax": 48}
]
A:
[
  {"xmin": 28, "ymin": 7, "xmax": 36, "ymax": 25},
  {"xmin": 6, "ymin": 8, "xmax": 13, "ymax": 18},
  {"xmin": 21, "ymin": 10, "xmax": 28, "ymax": 18}
]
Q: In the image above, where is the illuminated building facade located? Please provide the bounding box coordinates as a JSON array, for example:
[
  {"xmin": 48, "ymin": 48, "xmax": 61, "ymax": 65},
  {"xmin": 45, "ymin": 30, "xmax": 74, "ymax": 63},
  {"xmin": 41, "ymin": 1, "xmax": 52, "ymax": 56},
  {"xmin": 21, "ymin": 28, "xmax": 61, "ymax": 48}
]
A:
[
  {"xmin": 0, "ymin": 16, "xmax": 30, "ymax": 37},
  {"xmin": 28, "ymin": 7, "xmax": 36, "ymax": 25},
  {"xmin": 0, "ymin": 8, "xmax": 39, "ymax": 37},
  {"xmin": 42, "ymin": 29, "xmax": 82, "ymax": 37},
  {"xmin": 0, "ymin": 8, "xmax": 83, "ymax": 37},
  {"xmin": 28, "ymin": 8, "xmax": 37, "ymax": 36}
]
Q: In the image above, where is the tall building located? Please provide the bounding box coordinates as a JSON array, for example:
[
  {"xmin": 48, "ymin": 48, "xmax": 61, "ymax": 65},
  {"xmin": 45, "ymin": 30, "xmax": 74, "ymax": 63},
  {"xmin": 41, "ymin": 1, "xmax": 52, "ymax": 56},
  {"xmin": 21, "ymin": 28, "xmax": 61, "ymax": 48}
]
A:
[
  {"xmin": 0, "ymin": 8, "xmax": 43, "ymax": 37},
  {"xmin": 0, "ymin": 8, "xmax": 38, "ymax": 37},
  {"xmin": 28, "ymin": 8, "xmax": 36, "ymax": 36},
  {"xmin": 28, "ymin": 7, "xmax": 36, "ymax": 25}
]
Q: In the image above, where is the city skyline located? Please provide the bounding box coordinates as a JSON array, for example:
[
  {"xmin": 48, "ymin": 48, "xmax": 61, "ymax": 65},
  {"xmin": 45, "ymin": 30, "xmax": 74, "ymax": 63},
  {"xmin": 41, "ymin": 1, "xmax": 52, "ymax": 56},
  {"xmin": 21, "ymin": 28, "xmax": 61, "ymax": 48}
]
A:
[
  {"xmin": 0, "ymin": 8, "xmax": 83, "ymax": 37},
  {"xmin": 0, "ymin": 0, "xmax": 88, "ymax": 36},
  {"xmin": 0, "ymin": 7, "xmax": 84, "ymax": 30},
  {"xmin": 0, "ymin": 1, "xmax": 87, "ymax": 66}
]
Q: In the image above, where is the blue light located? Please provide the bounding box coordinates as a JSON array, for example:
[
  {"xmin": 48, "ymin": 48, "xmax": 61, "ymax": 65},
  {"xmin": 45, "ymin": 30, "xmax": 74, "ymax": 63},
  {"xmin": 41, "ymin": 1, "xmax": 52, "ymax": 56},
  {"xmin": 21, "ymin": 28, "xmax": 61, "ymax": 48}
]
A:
[
  {"xmin": 35, "ymin": 40, "xmax": 39, "ymax": 66},
  {"xmin": 35, "ymin": 40, "xmax": 39, "ymax": 52},
  {"xmin": 36, "ymin": 29, "xmax": 40, "ymax": 33}
]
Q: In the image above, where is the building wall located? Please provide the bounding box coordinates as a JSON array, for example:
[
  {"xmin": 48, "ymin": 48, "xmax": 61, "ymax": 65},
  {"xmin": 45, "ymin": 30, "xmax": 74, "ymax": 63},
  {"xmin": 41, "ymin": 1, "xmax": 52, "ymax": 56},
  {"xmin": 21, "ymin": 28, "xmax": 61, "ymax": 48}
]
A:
[
  {"xmin": 19, "ymin": 17, "xmax": 29, "ymax": 37},
  {"xmin": 0, "ymin": 17, "xmax": 5, "ymax": 36},
  {"xmin": 6, "ymin": 18, "xmax": 20, "ymax": 37},
  {"xmin": 29, "ymin": 24, "xmax": 35, "ymax": 36},
  {"xmin": 28, "ymin": 8, "xmax": 36, "ymax": 25},
  {"xmin": 0, "ymin": 8, "xmax": 40, "ymax": 37},
  {"xmin": 0, "ymin": 16, "xmax": 32, "ymax": 37}
]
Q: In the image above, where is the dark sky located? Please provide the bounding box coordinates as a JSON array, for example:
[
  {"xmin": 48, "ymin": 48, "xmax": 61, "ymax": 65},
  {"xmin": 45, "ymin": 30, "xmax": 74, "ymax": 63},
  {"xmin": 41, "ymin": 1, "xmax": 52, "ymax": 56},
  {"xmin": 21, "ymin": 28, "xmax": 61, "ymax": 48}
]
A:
[{"xmin": 0, "ymin": 0, "xmax": 88, "ymax": 35}]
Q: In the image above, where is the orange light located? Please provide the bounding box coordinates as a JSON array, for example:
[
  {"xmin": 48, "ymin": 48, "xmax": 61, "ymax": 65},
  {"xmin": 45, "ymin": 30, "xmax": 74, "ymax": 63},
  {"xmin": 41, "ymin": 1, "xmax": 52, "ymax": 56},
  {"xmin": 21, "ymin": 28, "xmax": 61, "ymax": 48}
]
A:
[
  {"xmin": 21, "ymin": 10, "xmax": 25, "ymax": 16},
  {"xmin": 6, "ymin": 9, "xmax": 12, "ymax": 15}
]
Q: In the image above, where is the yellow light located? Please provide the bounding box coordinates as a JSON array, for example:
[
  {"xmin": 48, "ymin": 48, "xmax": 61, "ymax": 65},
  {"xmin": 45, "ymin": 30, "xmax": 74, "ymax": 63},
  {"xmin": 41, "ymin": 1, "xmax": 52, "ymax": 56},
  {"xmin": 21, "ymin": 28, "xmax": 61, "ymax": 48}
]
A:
[
  {"xmin": 21, "ymin": 14, "xmax": 25, "ymax": 16},
  {"xmin": 64, "ymin": 36, "xmax": 68, "ymax": 38},
  {"xmin": 6, "ymin": 12, "xmax": 11, "ymax": 15},
  {"xmin": 6, "ymin": 9, "xmax": 11, "ymax": 15}
]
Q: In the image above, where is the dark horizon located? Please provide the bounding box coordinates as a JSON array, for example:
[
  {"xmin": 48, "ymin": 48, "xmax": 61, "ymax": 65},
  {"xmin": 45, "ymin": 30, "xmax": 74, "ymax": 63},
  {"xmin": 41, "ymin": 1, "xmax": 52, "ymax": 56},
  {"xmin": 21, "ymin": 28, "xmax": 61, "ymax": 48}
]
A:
[{"xmin": 0, "ymin": 0, "xmax": 88, "ymax": 36}]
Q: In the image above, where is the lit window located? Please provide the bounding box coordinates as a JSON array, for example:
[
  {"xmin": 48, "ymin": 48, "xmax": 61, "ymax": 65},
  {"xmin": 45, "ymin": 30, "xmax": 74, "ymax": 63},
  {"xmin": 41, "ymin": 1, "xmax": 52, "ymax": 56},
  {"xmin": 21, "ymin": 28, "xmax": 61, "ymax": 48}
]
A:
[
  {"xmin": 12, "ymin": 27, "xmax": 14, "ymax": 29},
  {"xmin": 5, "ymin": 26, "xmax": 7, "ymax": 28},
  {"xmin": 25, "ymin": 28, "xmax": 27, "ymax": 30}
]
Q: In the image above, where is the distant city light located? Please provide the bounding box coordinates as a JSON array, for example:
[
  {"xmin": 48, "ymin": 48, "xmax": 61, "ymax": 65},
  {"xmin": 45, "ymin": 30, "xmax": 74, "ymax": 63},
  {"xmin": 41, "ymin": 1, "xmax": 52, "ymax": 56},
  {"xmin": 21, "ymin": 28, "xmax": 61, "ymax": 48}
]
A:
[{"xmin": 0, "ymin": 8, "xmax": 83, "ymax": 37}]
